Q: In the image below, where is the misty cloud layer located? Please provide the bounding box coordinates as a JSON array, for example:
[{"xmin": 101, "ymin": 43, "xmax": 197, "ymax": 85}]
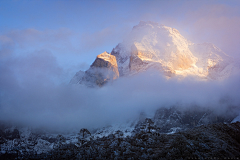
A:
[{"xmin": 1, "ymin": 52, "xmax": 240, "ymax": 132}]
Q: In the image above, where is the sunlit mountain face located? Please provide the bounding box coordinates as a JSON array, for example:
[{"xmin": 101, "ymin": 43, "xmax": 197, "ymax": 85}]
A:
[
  {"xmin": 1, "ymin": 21, "xmax": 240, "ymax": 159},
  {"xmin": 71, "ymin": 21, "xmax": 239, "ymax": 87}
]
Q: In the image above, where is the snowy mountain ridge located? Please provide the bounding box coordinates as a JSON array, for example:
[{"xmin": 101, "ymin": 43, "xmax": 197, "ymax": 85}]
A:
[{"xmin": 71, "ymin": 21, "xmax": 239, "ymax": 86}]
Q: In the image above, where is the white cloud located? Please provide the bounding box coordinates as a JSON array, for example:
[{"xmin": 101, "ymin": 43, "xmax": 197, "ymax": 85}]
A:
[{"xmin": 0, "ymin": 67, "xmax": 239, "ymax": 132}]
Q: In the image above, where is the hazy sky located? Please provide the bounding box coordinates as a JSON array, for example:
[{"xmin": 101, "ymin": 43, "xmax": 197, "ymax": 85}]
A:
[
  {"xmin": 1, "ymin": 0, "xmax": 240, "ymax": 83},
  {"xmin": 0, "ymin": 0, "xmax": 240, "ymax": 131}
]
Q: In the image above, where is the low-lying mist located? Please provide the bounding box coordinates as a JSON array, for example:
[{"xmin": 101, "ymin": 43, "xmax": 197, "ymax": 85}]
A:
[{"xmin": 1, "ymin": 65, "xmax": 240, "ymax": 133}]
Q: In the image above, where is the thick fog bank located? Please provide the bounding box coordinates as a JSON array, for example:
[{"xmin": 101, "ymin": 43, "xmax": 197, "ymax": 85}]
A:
[{"xmin": 0, "ymin": 68, "xmax": 240, "ymax": 132}]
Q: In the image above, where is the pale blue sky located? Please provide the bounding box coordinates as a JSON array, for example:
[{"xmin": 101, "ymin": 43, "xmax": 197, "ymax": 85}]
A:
[{"xmin": 1, "ymin": 0, "xmax": 240, "ymax": 83}]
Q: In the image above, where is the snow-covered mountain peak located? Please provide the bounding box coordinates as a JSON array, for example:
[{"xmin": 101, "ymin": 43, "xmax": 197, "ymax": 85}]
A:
[
  {"xmin": 128, "ymin": 21, "xmax": 193, "ymax": 56},
  {"xmin": 71, "ymin": 21, "xmax": 239, "ymax": 85},
  {"xmin": 111, "ymin": 21, "xmax": 199, "ymax": 77},
  {"xmin": 109, "ymin": 21, "xmax": 238, "ymax": 79}
]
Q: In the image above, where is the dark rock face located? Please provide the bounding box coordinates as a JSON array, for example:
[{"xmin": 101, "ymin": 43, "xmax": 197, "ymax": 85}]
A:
[
  {"xmin": 153, "ymin": 106, "xmax": 238, "ymax": 133},
  {"xmin": 129, "ymin": 53, "xmax": 149, "ymax": 72},
  {"xmin": 82, "ymin": 67, "xmax": 111, "ymax": 87}
]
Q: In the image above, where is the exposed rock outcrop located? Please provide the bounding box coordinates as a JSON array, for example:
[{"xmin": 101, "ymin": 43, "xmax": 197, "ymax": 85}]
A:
[{"xmin": 71, "ymin": 51, "xmax": 119, "ymax": 87}]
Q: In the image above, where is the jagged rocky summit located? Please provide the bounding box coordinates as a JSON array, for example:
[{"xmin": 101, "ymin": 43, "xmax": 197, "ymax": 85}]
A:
[
  {"xmin": 70, "ymin": 51, "xmax": 119, "ymax": 87},
  {"xmin": 71, "ymin": 21, "xmax": 239, "ymax": 86}
]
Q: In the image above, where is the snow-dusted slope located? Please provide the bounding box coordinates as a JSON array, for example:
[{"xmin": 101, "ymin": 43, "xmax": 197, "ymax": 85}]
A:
[
  {"xmin": 111, "ymin": 21, "xmax": 237, "ymax": 79},
  {"xmin": 69, "ymin": 70, "xmax": 84, "ymax": 84},
  {"xmin": 232, "ymin": 114, "xmax": 240, "ymax": 123}
]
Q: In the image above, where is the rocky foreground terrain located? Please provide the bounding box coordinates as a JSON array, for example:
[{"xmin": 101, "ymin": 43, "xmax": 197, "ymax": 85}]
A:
[{"xmin": 1, "ymin": 120, "xmax": 239, "ymax": 159}]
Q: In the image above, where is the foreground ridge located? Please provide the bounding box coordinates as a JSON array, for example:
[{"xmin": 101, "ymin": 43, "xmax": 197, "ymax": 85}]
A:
[{"xmin": 1, "ymin": 122, "xmax": 239, "ymax": 159}]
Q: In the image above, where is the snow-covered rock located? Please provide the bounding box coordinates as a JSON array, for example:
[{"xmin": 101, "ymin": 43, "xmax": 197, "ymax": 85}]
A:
[{"xmin": 232, "ymin": 114, "xmax": 240, "ymax": 123}]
